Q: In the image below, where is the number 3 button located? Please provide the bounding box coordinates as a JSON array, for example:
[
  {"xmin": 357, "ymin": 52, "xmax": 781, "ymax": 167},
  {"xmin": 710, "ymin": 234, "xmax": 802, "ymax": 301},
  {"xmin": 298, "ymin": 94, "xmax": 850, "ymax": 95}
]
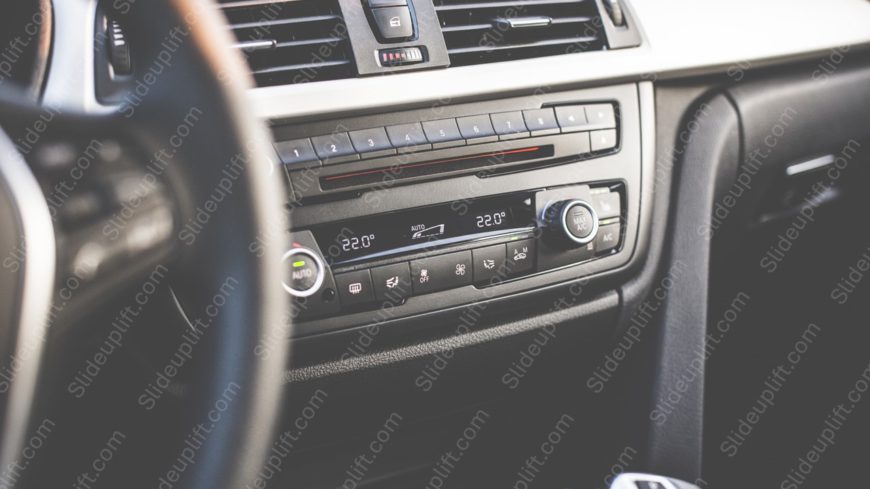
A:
[{"xmin": 349, "ymin": 128, "xmax": 392, "ymax": 153}]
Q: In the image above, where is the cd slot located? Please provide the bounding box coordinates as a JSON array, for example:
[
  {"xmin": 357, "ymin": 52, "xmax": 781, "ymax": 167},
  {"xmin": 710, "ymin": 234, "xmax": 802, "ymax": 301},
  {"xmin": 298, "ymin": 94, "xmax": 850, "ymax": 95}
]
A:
[
  {"xmin": 287, "ymin": 132, "xmax": 609, "ymax": 200},
  {"xmin": 319, "ymin": 145, "xmax": 553, "ymax": 190}
]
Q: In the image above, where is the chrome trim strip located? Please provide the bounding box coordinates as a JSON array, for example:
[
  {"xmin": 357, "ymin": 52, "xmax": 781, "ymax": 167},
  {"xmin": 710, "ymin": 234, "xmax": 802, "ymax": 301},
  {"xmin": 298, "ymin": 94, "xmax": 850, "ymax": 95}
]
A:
[
  {"xmin": 250, "ymin": 0, "xmax": 870, "ymax": 121},
  {"xmin": 233, "ymin": 39, "xmax": 277, "ymax": 51},
  {"xmin": 0, "ymin": 132, "xmax": 56, "ymax": 473},
  {"xmin": 500, "ymin": 17, "xmax": 553, "ymax": 29},
  {"xmin": 786, "ymin": 154, "xmax": 836, "ymax": 177}
]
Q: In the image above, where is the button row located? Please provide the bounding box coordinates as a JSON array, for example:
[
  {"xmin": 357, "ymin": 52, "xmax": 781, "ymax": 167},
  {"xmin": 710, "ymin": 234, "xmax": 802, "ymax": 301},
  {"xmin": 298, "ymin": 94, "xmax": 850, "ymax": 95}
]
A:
[
  {"xmin": 592, "ymin": 190, "xmax": 622, "ymax": 255},
  {"xmin": 274, "ymin": 103, "xmax": 618, "ymax": 169},
  {"xmin": 334, "ymin": 239, "xmax": 537, "ymax": 308}
]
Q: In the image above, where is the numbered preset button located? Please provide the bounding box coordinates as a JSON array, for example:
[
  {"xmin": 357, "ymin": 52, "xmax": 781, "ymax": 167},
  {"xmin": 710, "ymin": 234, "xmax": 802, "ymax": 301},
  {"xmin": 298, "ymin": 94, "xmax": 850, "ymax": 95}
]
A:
[
  {"xmin": 274, "ymin": 138, "xmax": 319, "ymax": 168},
  {"xmin": 311, "ymin": 132, "xmax": 358, "ymax": 165},
  {"xmin": 348, "ymin": 127, "xmax": 393, "ymax": 153},
  {"xmin": 490, "ymin": 111, "xmax": 529, "ymax": 137},
  {"xmin": 456, "ymin": 115, "xmax": 497, "ymax": 141},
  {"xmin": 422, "ymin": 119, "xmax": 464, "ymax": 148}
]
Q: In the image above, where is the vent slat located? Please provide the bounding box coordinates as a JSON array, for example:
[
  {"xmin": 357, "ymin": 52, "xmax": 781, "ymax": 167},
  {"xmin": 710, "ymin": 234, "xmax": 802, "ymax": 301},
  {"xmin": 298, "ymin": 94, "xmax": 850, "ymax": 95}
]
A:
[
  {"xmin": 436, "ymin": 0, "xmax": 606, "ymax": 66},
  {"xmin": 447, "ymin": 36, "xmax": 598, "ymax": 55},
  {"xmin": 218, "ymin": 0, "xmax": 355, "ymax": 87},
  {"xmin": 218, "ymin": 0, "xmax": 307, "ymax": 9},
  {"xmin": 440, "ymin": 16, "xmax": 592, "ymax": 33},
  {"xmin": 274, "ymin": 37, "xmax": 346, "ymax": 48},
  {"xmin": 251, "ymin": 59, "xmax": 353, "ymax": 75},
  {"xmin": 435, "ymin": 0, "xmax": 588, "ymax": 11},
  {"xmin": 228, "ymin": 14, "xmax": 341, "ymax": 31}
]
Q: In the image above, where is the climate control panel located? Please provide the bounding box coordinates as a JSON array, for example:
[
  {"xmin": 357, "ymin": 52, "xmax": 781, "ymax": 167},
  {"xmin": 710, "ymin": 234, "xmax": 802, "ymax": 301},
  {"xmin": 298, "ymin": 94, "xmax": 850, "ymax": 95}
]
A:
[{"xmin": 284, "ymin": 183, "xmax": 624, "ymax": 324}]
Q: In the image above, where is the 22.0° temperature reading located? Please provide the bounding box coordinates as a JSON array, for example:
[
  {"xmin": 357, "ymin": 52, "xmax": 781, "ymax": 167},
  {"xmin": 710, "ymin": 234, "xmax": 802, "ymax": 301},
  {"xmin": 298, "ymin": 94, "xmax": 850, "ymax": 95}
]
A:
[
  {"xmin": 341, "ymin": 234, "xmax": 375, "ymax": 252},
  {"xmin": 475, "ymin": 211, "xmax": 507, "ymax": 229}
]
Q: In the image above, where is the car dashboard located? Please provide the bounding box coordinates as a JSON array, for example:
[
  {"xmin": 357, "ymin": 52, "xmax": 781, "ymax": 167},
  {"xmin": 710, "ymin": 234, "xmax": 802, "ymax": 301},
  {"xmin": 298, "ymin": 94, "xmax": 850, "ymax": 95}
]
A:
[{"xmin": 10, "ymin": 0, "xmax": 870, "ymax": 488}]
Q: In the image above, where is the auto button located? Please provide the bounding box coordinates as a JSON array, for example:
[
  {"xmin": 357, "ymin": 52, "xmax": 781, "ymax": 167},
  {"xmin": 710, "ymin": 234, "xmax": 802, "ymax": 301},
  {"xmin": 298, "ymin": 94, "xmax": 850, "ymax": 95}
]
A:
[{"xmin": 282, "ymin": 248, "xmax": 325, "ymax": 298}]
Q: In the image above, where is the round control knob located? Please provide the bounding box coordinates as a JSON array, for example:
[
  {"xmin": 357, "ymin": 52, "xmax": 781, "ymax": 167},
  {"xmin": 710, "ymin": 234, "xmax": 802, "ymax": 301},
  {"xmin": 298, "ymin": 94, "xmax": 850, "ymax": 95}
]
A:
[
  {"xmin": 545, "ymin": 199, "xmax": 599, "ymax": 246},
  {"xmin": 281, "ymin": 248, "xmax": 325, "ymax": 298}
]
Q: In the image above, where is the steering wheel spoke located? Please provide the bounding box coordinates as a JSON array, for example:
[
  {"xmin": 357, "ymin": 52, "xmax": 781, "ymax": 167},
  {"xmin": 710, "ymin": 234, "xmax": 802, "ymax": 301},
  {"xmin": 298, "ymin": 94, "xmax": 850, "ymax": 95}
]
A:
[{"xmin": 0, "ymin": 98, "xmax": 179, "ymax": 324}]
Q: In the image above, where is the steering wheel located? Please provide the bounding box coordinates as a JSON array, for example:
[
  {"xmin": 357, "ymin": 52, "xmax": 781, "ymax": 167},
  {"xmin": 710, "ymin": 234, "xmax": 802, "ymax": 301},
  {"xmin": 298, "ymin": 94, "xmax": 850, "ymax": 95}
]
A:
[{"xmin": 0, "ymin": 1, "xmax": 289, "ymax": 488}]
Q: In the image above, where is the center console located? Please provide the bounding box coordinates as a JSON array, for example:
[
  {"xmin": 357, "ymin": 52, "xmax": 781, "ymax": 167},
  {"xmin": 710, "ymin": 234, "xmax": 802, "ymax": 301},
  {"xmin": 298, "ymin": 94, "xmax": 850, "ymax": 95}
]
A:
[{"xmin": 272, "ymin": 82, "xmax": 649, "ymax": 336}]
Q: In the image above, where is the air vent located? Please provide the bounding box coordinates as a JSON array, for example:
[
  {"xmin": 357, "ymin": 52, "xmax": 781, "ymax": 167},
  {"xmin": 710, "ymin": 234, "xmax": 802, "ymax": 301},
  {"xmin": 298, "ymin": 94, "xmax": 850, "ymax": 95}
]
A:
[
  {"xmin": 218, "ymin": 0, "xmax": 355, "ymax": 87},
  {"xmin": 434, "ymin": 0, "xmax": 607, "ymax": 67}
]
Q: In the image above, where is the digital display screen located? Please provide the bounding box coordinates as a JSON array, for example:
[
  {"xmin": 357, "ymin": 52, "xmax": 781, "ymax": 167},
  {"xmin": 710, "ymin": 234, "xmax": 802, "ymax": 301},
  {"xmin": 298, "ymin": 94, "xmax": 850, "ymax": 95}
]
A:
[{"xmin": 313, "ymin": 195, "xmax": 534, "ymax": 264}]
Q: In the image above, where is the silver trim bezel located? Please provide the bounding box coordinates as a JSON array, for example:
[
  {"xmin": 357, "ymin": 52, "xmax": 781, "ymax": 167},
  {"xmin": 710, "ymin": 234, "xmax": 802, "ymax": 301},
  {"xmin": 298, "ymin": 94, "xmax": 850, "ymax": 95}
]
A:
[
  {"xmin": 281, "ymin": 248, "xmax": 325, "ymax": 298},
  {"xmin": 559, "ymin": 200, "xmax": 599, "ymax": 245},
  {"xmin": 0, "ymin": 131, "xmax": 56, "ymax": 471}
]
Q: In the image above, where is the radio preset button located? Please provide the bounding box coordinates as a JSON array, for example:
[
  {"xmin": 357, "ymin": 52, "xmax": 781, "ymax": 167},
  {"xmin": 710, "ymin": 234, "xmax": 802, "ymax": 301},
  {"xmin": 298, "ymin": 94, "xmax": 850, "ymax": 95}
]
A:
[
  {"xmin": 349, "ymin": 127, "xmax": 393, "ymax": 153},
  {"xmin": 274, "ymin": 138, "xmax": 319, "ymax": 168},
  {"xmin": 410, "ymin": 251, "xmax": 472, "ymax": 294},
  {"xmin": 335, "ymin": 269, "xmax": 375, "ymax": 306},
  {"xmin": 522, "ymin": 108, "xmax": 560, "ymax": 136},
  {"xmin": 311, "ymin": 132, "xmax": 358, "ymax": 165},
  {"xmin": 282, "ymin": 248, "xmax": 325, "ymax": 298},
  {"xmin": 386, "ymin": 122, "xmax": 428, "ymax": 148},
  {"xmin": 473, "ymin": 244, "xmax": 508, "ymax": 285},
  {"xmin": 422, "ymin": 119, "xmax": 463, "ymax": 145},
  {"xmin": 456, "ymin": 115, "xmax": 497, "ymax": 140},
  {"xmin": 490, "ymin": 111, "xmax": 528, "ymax": 136},
  {"xmin": 371, "ymin": 262, "xmax": 412, "ymax": 303},
  {"xmin": 506, "ymin": 239, "xmax": 535, "ymax": 275}
]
